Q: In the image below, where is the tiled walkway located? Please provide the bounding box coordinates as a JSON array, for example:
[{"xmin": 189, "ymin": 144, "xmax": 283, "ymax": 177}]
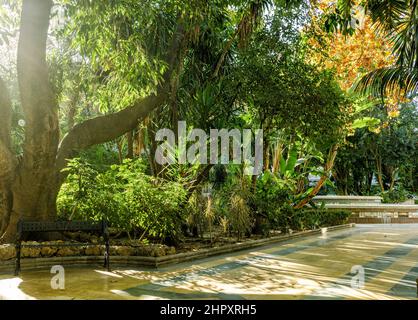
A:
[{"xmin": 1, "ymin": 224, "xmax": 418, "ymax": 300}]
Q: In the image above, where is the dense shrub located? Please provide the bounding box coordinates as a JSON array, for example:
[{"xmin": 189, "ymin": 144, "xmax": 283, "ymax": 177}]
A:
[
  {"xmin": 381, "ymin": 188, "xmax": 411, "ymax": 203},
  {"xmin": 185, "ymin": 192, "xmax": 207, "ymax": 237},
  {"xmin": 213, "ymin": 171, "xmax": 255, "ymax": 240},
  {"xmin": 277, "ymin": 207, "xmax": 351, "ymax": 233},
  {"xmin": 298, "ymin": 209, "xmax": 351, "ymax": 229},
  {"xmin": 58, "ymin": 158, "xmax": 187, "ymax": 240},
  {"xmin": 253, "ymin": 172, "xmax": 294, "ymax": 230},
  {"xmin": 58, "ymin": 158, "xmax": 351, "ymax": 243},
  {"xmin": 228, "ymin": 193, "xmax": 253, "ymax": 240},
  {"xmin": 252, "ymin": 172, "xmax": 350, "ymax": 232}
]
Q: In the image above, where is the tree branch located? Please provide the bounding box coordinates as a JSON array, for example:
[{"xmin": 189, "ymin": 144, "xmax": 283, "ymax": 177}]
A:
[
  {"xmin": 293, "ymin": 144, "xmax": 339, "ymax": 209},
  {"xmin": 56, "ymin": 23, "xmax": 186, "ymax": 177}
]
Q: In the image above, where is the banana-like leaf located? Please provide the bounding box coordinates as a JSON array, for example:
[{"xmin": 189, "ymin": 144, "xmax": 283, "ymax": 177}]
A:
[
  {"xmin": 352, "ymin": 117, "xmax": 381, "ymax": 129},
  {"xmin": 285, "ymin": 146, "xmax": 298, "ymax": 173}
]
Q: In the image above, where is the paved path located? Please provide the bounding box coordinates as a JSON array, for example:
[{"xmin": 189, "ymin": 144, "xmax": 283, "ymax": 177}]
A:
[{"xmin": 1, "ymin": 224, "xmax": 418, "ymax": 300}]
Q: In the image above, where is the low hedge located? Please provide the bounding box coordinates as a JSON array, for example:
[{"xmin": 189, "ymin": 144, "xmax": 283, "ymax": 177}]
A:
[{"xmin": 270, "ymin": 205, "xmax": 351, "ymax": 233}]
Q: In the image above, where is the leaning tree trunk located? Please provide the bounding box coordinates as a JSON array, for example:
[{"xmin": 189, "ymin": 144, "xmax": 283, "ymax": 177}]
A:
[
  {"xmin": 0, "ymin": 0, "xmax": 185, "ymax": 243},
  {"xmin": 294, "ymin": 144, "xmax": 339, "ymax": 209}
]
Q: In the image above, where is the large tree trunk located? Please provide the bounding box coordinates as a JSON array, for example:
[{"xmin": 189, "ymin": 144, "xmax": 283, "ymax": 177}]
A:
[
  {"xmin": 2, "ymin": 181, "xmax": 61, "ymax": 242},
  {"xmin": 1, "ymin": 0, "xmax": 59, "ymax": 242},
  {"xmin": 0, "ymin": 78, "xmax": 15, "ymax": 237},
  {"xmin": 0, "ymin": 0, "xmax": 185, "ymax": 243}
]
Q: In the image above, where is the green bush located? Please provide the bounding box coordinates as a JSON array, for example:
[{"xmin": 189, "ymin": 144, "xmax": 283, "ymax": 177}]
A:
[
  {"xmin": 298, "ymin": 209, "xmax": 351, "ymax": 229},
  {"xmin": 249, "ymin": 172, "xmax": 351, "ymax": 233},
  {"xmin": 267, "ymin": 205, "xmax": 351, "ymax": 233},
  {"xmin": 213, "ymin": 171, "xmax": 254, "ymax": 239},
  {"xmin": 381, "ymin": 188, "xmax": 410, "ymax": 203},
  {"xmin": 228, "ymin": 193, "xmax": 253, "ymax": 240},
  {"xmin": 58, "ymin": 158, "xmax": 187, "ymax": 240},
  {"xmin": 254, "ymin": 172, "xmax": 294, "ymax": 230}
]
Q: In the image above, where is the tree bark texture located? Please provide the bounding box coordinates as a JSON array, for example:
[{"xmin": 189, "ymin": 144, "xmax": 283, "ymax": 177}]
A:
[{"xmin": 0, "ymin": 0, "xmax": 185, "ymax": 242}]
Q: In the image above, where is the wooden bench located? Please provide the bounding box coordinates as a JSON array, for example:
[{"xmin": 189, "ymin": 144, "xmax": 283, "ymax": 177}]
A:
[{"xmin": 15, "ymin": 220, "xmax": 110, "ymax": 275}]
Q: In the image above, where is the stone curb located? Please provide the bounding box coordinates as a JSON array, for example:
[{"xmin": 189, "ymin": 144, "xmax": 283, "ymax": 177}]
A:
[{"xmin": 0, "ymin": 223, "xmax": 355, "ymax": 274}]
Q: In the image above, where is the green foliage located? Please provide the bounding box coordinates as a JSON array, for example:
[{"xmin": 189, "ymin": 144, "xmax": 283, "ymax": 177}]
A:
[
  {"xmin": 233, "ymin": 24, "xmax": 351, "ymax": 151},
  {"xmin": 274, "ymin": 206, "xmax": 351, "ymax": 233},
  {"xmin": 351, "ymin": 117, "xmax": 381, "ymax": 130},
  {"xmin": 297, "ymin": 209, "xmax": 351, "ymax": 229},
  {"xmin": 334, "ymin": 103, "xmax": 417, "ymax": 195},
  {"xmin": 185, "ymin": 192, "xmax": 207, "ymax": 238},
  {"xmin": 213, "ymin": 169, "xmax": 255, "ymax": 240},
  {"xmin": 228, "ymin": 193, "xmax": 253, "ymax": 240},
  {"xmin": 381, "ymin": 188, "xmax": 411, "ymax": 204},
  {"xmin": 60, "ymin": 0, "xmax": 178, "ymax": 111},
  {"xmin": 250, "ymin": 171, "xmax": 351, "ymax": 232},
  {"xmin": 254, "ymin": 172, "xmax": 293, "ymax": 227},
  {"xmin": 58, "ymin": 158, "xmax": 187, "ymax": 240},
  {"xmin": 4, "ymin": 0, "xmax": 416, "ymax": 250}
]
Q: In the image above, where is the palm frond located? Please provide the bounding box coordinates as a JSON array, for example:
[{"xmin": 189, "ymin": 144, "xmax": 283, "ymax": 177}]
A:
[
  {"xmin": 365, "ymin": 0, "xmax": 408, "ymax": 33},
  {"xmin": 354, "ymin": 66, "xmax": 418, "ymax": 97},
  {"xmin": 354, "ymin": 0, "xmax": 418, "ymax": 96},
  {"xmin": 237, "ymin": 0, "xmax": 273, "ymax": 47},
  {"xmin": 337, "ymin": 0, "xmax": 355, "ymax": 17},
  {"xmin": 390, "ymin": 1, "xmax": 418, "ymax": 68}
]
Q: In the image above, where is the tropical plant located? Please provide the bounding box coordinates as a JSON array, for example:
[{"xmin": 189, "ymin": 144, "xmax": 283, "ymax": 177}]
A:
[{"xmin": 58, "ymin": 158, "xmax": 187, "ymax": 242}]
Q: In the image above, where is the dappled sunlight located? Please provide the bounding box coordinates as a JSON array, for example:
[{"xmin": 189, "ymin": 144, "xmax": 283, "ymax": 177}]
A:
[
  {"xmin": 0, "ymin": 0, "xmax": 417, "ymax": 306},
  {"xmin": 113, "ymin": 266, "xmax": 215, "ymax": 284},
  {"xmin": 94, "ymin": 270, "xmax": 123, "ymax": 278},
  {"xmin": 366, "ymin": 232, "xmax": 401, "ymax": 236},
  {"xmin": 362, "ymin": 240, "xmax": 418, "ymax": 249},
  {"xmin": 144, "ymin": 261, "xmax": 396, "ymax": 300},
  {"xmin": 339, "ymin": 241, "xmax": 390, "ymax": 250},
  {"xmin": 0, "ymin": 277, "xmax": 36, "ymax": 300},
  {"xmin": 1, "ymin": 225, "xmax": 418, "ymax": 300},
  {"xmin": 284, "ymin": 251, "xmax": 328, "ymax": 257},
  {"xmin": 137, "ymin": 253, "xmax": 400, "ymax": 299},
  {"xmin": 110, "ymin": 289, "xmax": 168, "ymax": 300}
]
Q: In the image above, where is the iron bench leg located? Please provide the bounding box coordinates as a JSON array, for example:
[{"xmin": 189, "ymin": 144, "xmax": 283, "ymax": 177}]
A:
[
  {"xmin": 103, "ymin": 226, "xmax": 110, "ymax": 271},
  {"xmin": 104, "ymin": 240, "xmax": 110, "ymax": 271},
  {"xmin": 15, "ymin": 240, "xmax": 21, "ymax": 276}
]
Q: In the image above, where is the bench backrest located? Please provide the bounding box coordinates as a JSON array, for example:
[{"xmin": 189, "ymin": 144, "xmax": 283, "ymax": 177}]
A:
[
  {"xmin": 14, "ymin": 220, "xmax": 111, "ymax": 275},
  {"xmin": 17, "ymin": 220, "xmax": 107, "ymax": 238}
]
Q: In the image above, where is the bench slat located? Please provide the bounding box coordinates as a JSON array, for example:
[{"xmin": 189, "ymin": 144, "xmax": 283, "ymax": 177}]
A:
[
  {"xmin": 20, "ymin": 243, "xmax": 104, "ymax": 248},
  {"xmin": 19, "ymin": 221, "xmax": 103, "ymax": 232}
]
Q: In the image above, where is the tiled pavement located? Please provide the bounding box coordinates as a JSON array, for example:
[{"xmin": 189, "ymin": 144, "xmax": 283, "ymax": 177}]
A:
[{"xmin": 1, "ymin": 224, "xmax": 418, "ymax": 300}]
